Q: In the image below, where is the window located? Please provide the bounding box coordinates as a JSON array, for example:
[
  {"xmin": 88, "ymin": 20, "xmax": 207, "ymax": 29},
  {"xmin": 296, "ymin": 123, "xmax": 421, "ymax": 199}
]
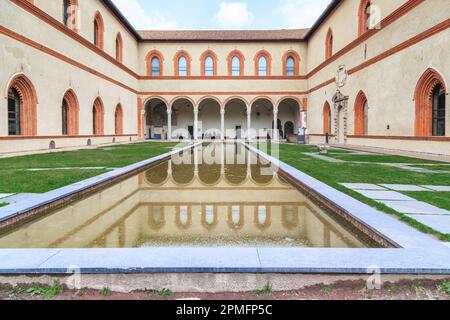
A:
[
  {"xmin": 115, "ymin": 104, "xmax": 123, "ymax": 135},
  {"xmin": 363, "ymin": 100, "xmax": 369, "ymax": 135},
  {"xmin": 92, "ymin": 107, "xmax": 97, "ymax": 135},
  {"xmin": 93, "ymin": 12, "xmax": 104, "ymax": 49},
  {"xmin": 354, "ymin": 91, "xmax": 368, "ymax": 135},
  {"xmin": 323, "ymin": 102, "xmax": 331, "ymax": 135},
  {"xmin": 286, "ymin": 57, "xmax": 295, "ymax": 76},
  {"xmin": 432, "ymin": 84, "xmax": 446, "ymax": 136},
  {"xmin": 8, "ymin": 88, "xmax": 21, "ymax": 136},
  {"xmin": 151, "ymin": 57, "xmax": 161, "ymax": 76},
  {"xmin": 232, "ymin": 56, "xmax": 241, "ymax": 76},
  {"xmin": 258, "ymin": 56, "xmax": 267, "ymax": 76},
  {"xmin": 92, "ymin": 98, "xmax": 104, "ymax": 135},
  {"xmin": 63, "ymin": 0, "xmax": 70, "ymax": 27},
  {"xmin": 358, "ymin": 0, "xmax": 373, "ymax": 36},
  {"xmin": 115, "ymin": 33, "xmax": 123, "ymax": 63},
  {"xmin": 204, "ymin": 56, "xmax": 214, "ymax": 76},
  {"xmin": 63, "ymin": 0, "xmax": 78, "ymax": 31},
  {"xmin": 62, "ymin": 99, "xmax": 68, "ymax": 135},
  {"xmin": 325, "ymin": 28, "xmax": 333, "ymax": 59},
  {"xmin": 178, "ymin": 56, "xmax": 188, "ymax": 76}
]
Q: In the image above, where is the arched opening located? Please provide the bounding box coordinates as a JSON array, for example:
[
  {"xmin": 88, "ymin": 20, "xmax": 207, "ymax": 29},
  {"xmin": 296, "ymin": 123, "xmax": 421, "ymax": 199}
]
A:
[
  {"xmin": 323, "ymin": 101, "xmax": 331, "ymax": 135},
  {"xmin": 251, "ymin": 98, "xmax": 274, "ymax": 139},
  {"xmin": 145, "ymin": 162, "xmax": 169, "ymax": 185},
  {"xmin": 61, "ymin": 89, "xmax": 79, "ymax": 136},
  {"xmin": 7, "ymin": 75, "xmax": 38, "ymax": 136},
  {"xmin": 414, "ymin": 68, "xmax": 447, "ymax": 137},
  {"xmin": 228, "ymin": 50, "xmax": 244, "ymax": 76},
  {"xmin": 254, "ymin": 50, "xmax": 271, "ymax": 76},
  {"xmin": 282, "ymin": 50, "xmax": 300, "ymax": 76},
  {"xmin": 171, "ymin": 98, "xmax": 195, "ymax": 140},
  {"xmin": 145, "ymin": 98, "xmax": 169, "ymax": 140},
  {"xmin": 146, "ymin": 50, "xmax": 164, "ymax": 76},
  {"xmin": 115, "ymin": 33, "xmax": 123, "ymax": 63},
  {"xmin": 354, "ymin": 91, "xmax": 369, "ymax": 135},
  {"xmin": 325, "ymin": 28, "xmax": 333, "ymax": 60},
  {"xmin": 278, "ymin": 98, "xmax": 301, "ymax": 140},
  {"xmin": 115, "ymin": 104, "xmax": 123, "ymax": 135},
  {"xmin": 92, "ymin": 98, "xmax": 104, "ymax": 135},
  {"xmin": 93, "ymin": 11, "xmax": 104, "ymax": 50},
  {"xmin": 224, "ymin": 98, "xmax": 247, "ymax": 139},
  {"xmin": 63, "ymin": 0, "xmax": 78, "ymax": 32},
  {"xmin": 358, "ymin": 0, "xmax": 372, "ymax": 36},
  {"xmin": 174, "ymin": 51, "xmax": 191, "ymax": 76},
  {"xmin": 198, "ymin": 98, "xmax": 221, "ymax": 139},
  {"xmin": 200, "ymin": 50, "xmax": 218, "ymax": 77}
]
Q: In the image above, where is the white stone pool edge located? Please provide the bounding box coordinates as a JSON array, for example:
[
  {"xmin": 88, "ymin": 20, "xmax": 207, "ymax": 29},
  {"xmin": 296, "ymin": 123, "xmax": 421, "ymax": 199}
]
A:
[{"xmin": 0, "ymin": 142, "xmax": 448, "ymax": 275}]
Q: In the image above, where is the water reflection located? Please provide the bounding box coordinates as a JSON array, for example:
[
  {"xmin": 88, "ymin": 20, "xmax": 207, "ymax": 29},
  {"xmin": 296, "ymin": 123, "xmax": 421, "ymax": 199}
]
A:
[{"xmin": 0, "ymin": 143, "xmax": 374, "ymax": 249}]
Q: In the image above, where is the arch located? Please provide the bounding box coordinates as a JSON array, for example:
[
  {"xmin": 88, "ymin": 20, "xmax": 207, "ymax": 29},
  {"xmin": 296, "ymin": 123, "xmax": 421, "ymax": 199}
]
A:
[
  {"xmin": 223, "ymin": 96, "xmax": 249, "ymax": 108},
  {"xmin": 173, "ymin": 50, "xmax": 192, "ymax": 76},
  {"xmin": 358, "ymin": 0, "xmax": 372, "ymax": 36},
  {"xmin": 93, "ymin": 11, "xmax": 104, "ymax": 50},
  {"xmin": 414, "ymin": 68, "xmax": 447, "ymax": 136},
  {"xmin": 115, "ymin": 104, "xmax": 123, "ymax": 135},
  {"xmin": 282, "ymin": 50, "xmax": 300, "ymax": 76},
  {"xmin": 276, "ymin": 96, "xmax": 302, "ymax": 109},
  {"xmin": 169, "ymin": 96, "xmax": 196, "ymax": 108},
  {"xmin": 146, "ymin": 50, "xmax": 164, "ymax": 76},
  {"xmin": 61, "ymin": 89, "xmax": 79, "ymax": 135},
  {"xmin": 227, "ymin": 50, "xmax": 245, "ymax": 76},
  {"xmin": 143, "ymin": 96, "xmax": 170, "ymax": 109},
  {"xmin": 63, "ymin": 0, "xmax": 79, "ymax": 32},
  {"xmin": 254, "ymin": 50, "xmax": 272, "ymax": 76},
  {"xmin": 323, "ymin": 101, "xmax": 331, "ymax": 135},
  {"xmin": 354, "ymin": 90, "xmax": 368, "ymax": 135},
  {"xmin": 249, "ymin": 96, "xmax": 275, "ymax": 109},
  {"xmin": 6, "ymin": 74, "xmax": 38, "ymax": 136},
  {"xmin": 197, "ymin": 96, "xmax": 222, "ymax": 108},
  {"xmin": 115, "ymin": 32, "xmax": 123, "ymax": 63},
  {"xmin": 325, "ymin": 28, "xmax": 333, "ymax": 60},
  {"xmin": 92, "ymin": 97, "xmax": 104, "ymax": 135},
  {"xmin": 200, "ymin": 50, "xmax": 218, "ymax": 77}
]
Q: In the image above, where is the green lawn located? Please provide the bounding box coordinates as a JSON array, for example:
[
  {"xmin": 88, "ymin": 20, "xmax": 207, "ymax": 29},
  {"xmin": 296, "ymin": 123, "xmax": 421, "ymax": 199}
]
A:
[
  {"xmin": 321, "ymin": 151, "xmax": 443, "ymax": 164},
  {"xmin": 256, "ymin": 142, "xmax": 450, "ymax": 241},
  {"xmin": 0, "ymin": 142, "xmax": 182, "ymax": 193},
  {"xmin": 412, "ymin": 165, "xmax": 450, "ymax": 171},
  {"xmin": 0, "ymin": 203, "xmax": 7, "ymax": 208}
]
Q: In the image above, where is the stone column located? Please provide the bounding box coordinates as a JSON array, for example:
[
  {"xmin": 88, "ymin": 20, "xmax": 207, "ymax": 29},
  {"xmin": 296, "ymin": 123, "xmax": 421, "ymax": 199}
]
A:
[
  {"xmin": 167, "ymin": 108, "xmax": 172, "ymax": 141},
  {"xmin": 193, "ymin": 107, "xmax": 199, "ymax": 141},
  {"xmin": 220, "ymin": 108, "xmax": 225, "ymax": 140},
  {"xmin": 273, "ymin": 106, "xmax": 279, "ymax": 141}
]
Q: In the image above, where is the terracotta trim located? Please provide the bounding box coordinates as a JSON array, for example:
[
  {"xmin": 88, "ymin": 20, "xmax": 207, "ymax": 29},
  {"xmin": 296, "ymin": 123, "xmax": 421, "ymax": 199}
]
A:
[
  {"xmin": 115, "ymin": 103, "xmax": 123, "ymax": 135},
  {"xmin": 253, "ymin": 50, "xmax": 272, "ymax": 76},
  {"xmin": 137, "ymin": 97, "xmax": 144, "ymax": 138},
  {"xmin": 62, "ymin": 89, "xmax": 79, "ymax": 135},
  {"xmin": 173, "ymin": 50, "xmax": 192, "ymax": 76},
  {"xmin": 323, "ymin": 101, "xmax": 331, "ymax": 134},
  {"xmin": 227, "ymin": 50, "xmax": 245, "ymax": 76},
  {"xmin": 115, "ymin": 32, "xmax": 123, "ymax": 63},
  {"xmin": 358, "ymin": 0, "xmax": 371, "ymax": 36},
  {"xmin": 93, "ymin": 97, "xmax": 105, "ymax": 135},
  {"xmin": 200, "ymin": 50, "xmax": 218, "ymax": 77},
  {"xmin": 139, "ymin": 75, "xmax": 306, "ymax": 80},
  {"xmin": 325, "ymin": 27, "xmax": 333, "ymax": 60},
  {"xmin": 354, "ymin": 90, "xmax": 368, "ymax": 135},
  {"xmin": 282, "ymin": 50, "xmax": 300, "ymax": 76},
  {"xmin": 65, "ymin": 0, "xmax": 79, "ymax": 33},
  {"xmin": 0, "ymin": 134, "xmax": 137, "ymax": 140},
  {"xmin": 145, "ymin": 50, "xmax": 164, "ymax": 76},
  {"xmin": 93, "ymin": 11, "xmax": 104, "ymax": 50},
  {"xmin": 348, "ymin": 135, "xmax": 450, "ymax": 142}
]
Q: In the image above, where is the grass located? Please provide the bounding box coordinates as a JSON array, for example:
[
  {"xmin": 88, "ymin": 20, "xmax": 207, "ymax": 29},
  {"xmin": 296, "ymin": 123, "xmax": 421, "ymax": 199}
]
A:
[
  {"xmin": 146, "ymin": 288, "xmax": 174, "ymax": 298},
  {"xmin": 0, "ymin": 203, "xmax": 7, "ymax": 208},
  {"xmin": 322, "ymin": 285, "xmax": 333, "ymax": 295},
  {"xmin": 403, "ymin": 192, "xmax": 450, "ymax": 211},
  {"xmin": 256, "ymin": 142, "xmax": 450, "ymax": 241},
  {"xmin": 26, "ymin": 280, "xmax": 63, "ymax": 300},
  {"xmin": 100, "ymin": 287, "xmax": 112, "ymax": 296},
  {"xmin": 0, "ymin": 142, "xmax": 182, "ymax": 193},
  {"xmin": 253, "ymin": 282, "xmax": 273, "ymax": 296},
  {"xmin": 439, "ymin": 280, "xmax": 450, "ymax": 295},
  {"xmin": 413, "ymin": 165, "xmax": 450, "ymax": 171}
]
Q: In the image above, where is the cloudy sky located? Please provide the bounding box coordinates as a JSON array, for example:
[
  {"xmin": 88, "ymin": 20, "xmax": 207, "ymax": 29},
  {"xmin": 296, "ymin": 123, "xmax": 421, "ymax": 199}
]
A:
[{"xmin": 111, "ymin": 0, "xmax": 332, "ymax": 30}]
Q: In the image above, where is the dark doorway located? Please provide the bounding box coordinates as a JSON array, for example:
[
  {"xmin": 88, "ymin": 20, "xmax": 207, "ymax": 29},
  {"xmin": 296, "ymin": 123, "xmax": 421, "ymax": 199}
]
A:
[
  {"xmin": 236, "ymin": 126, "xmax": 242, "ymax": 139},
  {"xmin": 284, "ymin": 121, "xmax": 294, "ymax": 138},
  {"xmin": 188, "ymin": 126, "xmax": 194, "ymax": 139}
]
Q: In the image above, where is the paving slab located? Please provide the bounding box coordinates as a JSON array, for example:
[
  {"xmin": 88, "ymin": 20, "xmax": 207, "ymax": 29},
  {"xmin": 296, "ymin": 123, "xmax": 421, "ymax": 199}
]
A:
[
  {"xmin": 0, "ymin": 193, "xmax": 40, "ymax": 204},
  {"xmin": 421, "ymin": 186, "xmax": 450, "ymax": 192},
  {"xmin": 377, "ymin": 200, "xmax": 450, "ymax": 215},
  {"xmin": 340, "ymin": 183, "xmax": 386, "ymax": 191},
  {"xmin": 303, "ymin": 153, "xmax": 346, "ymax": 163},
  {"xmin": 0, "ymin": 194, "xmax": 14, "ymax": 200},
  {"xmin": 380, "ymin": 184, "xmax": 431, "ymax": 191},
  {"xmin": 405, "ymin": 215, "xmax": 450, "ymax": 235},
  {"xmin": 353, "ymin": 190, "xmax": 415, "ymax": 201}
]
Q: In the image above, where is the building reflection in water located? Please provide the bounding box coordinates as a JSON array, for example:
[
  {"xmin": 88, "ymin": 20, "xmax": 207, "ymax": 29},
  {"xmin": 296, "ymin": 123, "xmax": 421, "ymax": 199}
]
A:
[{"xmin": 0, "ymin": 143, "xmax": 375, "ymax": 249}]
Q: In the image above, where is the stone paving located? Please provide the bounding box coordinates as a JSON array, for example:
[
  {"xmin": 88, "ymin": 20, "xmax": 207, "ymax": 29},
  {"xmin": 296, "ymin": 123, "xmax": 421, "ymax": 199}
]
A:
[{"xmin": 340, "ymin": 183, "xmax": 450, "ymax": 236}]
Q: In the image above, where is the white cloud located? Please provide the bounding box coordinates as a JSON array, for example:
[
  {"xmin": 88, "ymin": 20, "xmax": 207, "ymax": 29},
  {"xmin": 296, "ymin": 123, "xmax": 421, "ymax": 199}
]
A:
[
  {"xmin": 112, "ymin": 0, "xmax": 178, "ymax": 30},
  {"xmin": 214, "ymin": 2, "xmax": 254, "ymax": 29},
  {"xmin": 278, "ymin": 0, "xmax": 332, "ymax": 29}
]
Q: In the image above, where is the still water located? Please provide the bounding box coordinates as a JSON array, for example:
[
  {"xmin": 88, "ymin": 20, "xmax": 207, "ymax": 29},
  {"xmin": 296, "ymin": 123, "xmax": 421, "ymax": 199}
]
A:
[{"xmin": 0, "ymin": 143, "xmax": 376, "ymax": 248}]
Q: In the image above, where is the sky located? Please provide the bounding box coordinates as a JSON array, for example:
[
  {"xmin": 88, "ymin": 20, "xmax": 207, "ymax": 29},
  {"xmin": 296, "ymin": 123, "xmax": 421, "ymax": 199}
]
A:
[{"xmin": 111, "ymin": 0, "xmax": 333, "ymax": 30}]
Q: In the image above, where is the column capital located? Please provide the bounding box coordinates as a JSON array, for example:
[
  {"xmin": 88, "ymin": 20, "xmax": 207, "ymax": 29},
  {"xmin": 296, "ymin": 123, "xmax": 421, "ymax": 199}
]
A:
[
  {"xmin": 220, "ymin": 108, "xmax": 226, "ymax": 115},
  {"xmin": 273, "ymin": 106, "xmax": 279, "ymax": 114},
  {"xmin": 167, "ymin": 108, "xmax": 172, "ymax": 115}
]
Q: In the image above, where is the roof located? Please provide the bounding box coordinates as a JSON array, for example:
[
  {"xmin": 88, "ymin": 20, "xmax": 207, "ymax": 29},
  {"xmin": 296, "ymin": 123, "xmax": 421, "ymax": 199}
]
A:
[
  {"xmin": 102, "ymin": 0, "xmax": 341, "ymax": 42},
  {"xmin": 137, "ymin": 29, "xmax": 310, "ymax": 42}
]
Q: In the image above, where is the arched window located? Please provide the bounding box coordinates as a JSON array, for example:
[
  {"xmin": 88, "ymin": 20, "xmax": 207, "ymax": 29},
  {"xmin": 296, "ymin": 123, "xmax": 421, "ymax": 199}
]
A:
[
  {"xmin": 7, "ymin": 88, "xmax": 21, "ymax": 136},
  {"xmin": 227, "ymin": 50, "xmax": 244, "ymax": 76},
  {"xmin": 254, "ymin": 50, "xmax": 271, "ymax": 76},
  {"xmin": 323, "ymin": 102, "xmax": 331, "ymax": 135},
  {"xmin": 282, "ymin": 51, "xmax": 300, "ymax": 76},
  {"xmin": 93, "ymin": 12, "xmax": 104, "ymax": 50},
  {"xmin": 63, "ymin": 0, "xmax": 78, "ymax": 32},
  {"xmin": 92, "ymin": 98, "xmax": 104, "ymax": 135},
  {"xmin": 174, "ymin": 51, "xmax": 191, "ymax": 76},
  {"xmin": 7, "ymin": 75, "xmax": 38, "ymax": 136},
  {"xmin": 62, "ymin": 90, "xmax": 79, "ymax": 136},
  {"xmin": 358, "ymin": 0, "xmax": 372, "ymax": 36},
  {"xmin": 204, "ymin": 56, "xmax": 214, "ymax": 76},
  {"xmin": 415, "ymin": 68, "xmax": 447, "ymax": 137},
  {"xmin": 115, "ymin": 104, "xmax": 123, "ymax": 135},
  {"xmin": 325, "ymin": 28, "xmax": 333, "ymax": 60},
  {"xmin": 258, "ymin": 56, "xmax": 267, "ymax": 76},
  {"xmin": 354, "ymin": 91, "xmax": 368, "ymax": 135},
  {"xmin": 115, "ymin": 33, "xmax": 123, "ymax": 63},
  {"xmin": 146, "ymin": 50, "xmax": 164, "ymax": 76}
]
